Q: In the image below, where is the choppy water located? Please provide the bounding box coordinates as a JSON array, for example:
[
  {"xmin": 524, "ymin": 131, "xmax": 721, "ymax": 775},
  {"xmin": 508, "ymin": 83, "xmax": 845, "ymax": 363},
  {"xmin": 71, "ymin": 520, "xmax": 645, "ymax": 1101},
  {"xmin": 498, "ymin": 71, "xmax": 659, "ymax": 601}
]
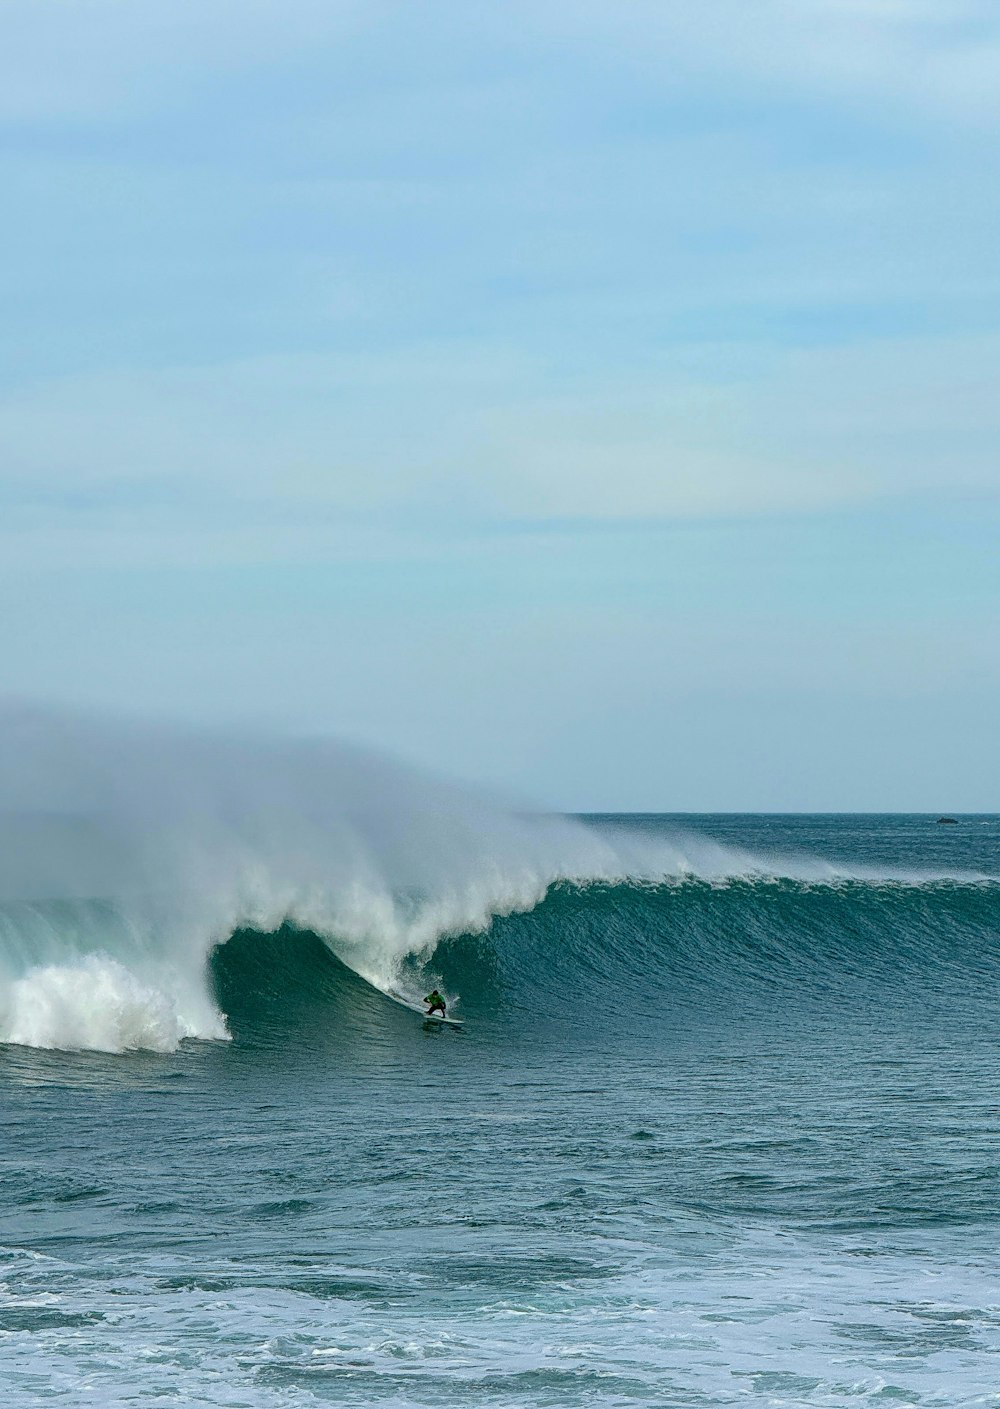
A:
[{"xmin": 3, "ymin": 808, "xmax": 1000, "ymax": 1407}]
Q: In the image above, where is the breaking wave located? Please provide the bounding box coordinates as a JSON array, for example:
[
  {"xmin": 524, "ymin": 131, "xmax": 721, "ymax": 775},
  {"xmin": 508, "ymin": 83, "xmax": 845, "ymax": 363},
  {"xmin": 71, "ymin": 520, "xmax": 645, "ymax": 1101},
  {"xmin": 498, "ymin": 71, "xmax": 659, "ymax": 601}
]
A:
[{"xmin": 0, "ymin": 705, "xmax": 996, "ymax": 1053}]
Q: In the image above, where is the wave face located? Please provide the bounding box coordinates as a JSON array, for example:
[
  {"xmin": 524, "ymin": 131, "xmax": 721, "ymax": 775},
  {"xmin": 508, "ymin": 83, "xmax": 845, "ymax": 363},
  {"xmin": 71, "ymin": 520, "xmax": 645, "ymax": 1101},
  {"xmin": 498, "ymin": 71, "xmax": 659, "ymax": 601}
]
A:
[
  {"xmin": 430, "ymin": 874, "xmax": 1000, "ymax": 1030},
  {"xmin": 0, "ymin": 705, "xmax": 997, "ymax": 1052}
]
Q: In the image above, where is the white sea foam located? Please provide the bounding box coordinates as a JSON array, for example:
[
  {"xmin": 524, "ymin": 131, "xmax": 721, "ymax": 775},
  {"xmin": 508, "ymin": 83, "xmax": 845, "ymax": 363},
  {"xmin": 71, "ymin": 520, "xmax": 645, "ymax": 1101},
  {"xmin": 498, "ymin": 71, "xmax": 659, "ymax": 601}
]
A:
[
  {"xmin": 0, "ymin": 703, "xmax": 992, "ymax": 1053},
  {"xmin": 0, "ymin": 955, "xmax": 211, "ymax": 1053}
]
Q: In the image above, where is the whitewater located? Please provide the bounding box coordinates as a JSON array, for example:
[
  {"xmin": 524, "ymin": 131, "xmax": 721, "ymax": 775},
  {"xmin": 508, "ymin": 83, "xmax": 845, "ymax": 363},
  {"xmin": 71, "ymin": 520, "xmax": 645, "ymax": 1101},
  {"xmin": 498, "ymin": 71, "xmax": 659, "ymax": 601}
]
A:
[
  {"xmin": 0, "ymin": 705, "xmax": 993, "ymax": 1055},
  {"xmin": 3, "ymin": 706, "xmax": 1000, "ymax": 1408}
]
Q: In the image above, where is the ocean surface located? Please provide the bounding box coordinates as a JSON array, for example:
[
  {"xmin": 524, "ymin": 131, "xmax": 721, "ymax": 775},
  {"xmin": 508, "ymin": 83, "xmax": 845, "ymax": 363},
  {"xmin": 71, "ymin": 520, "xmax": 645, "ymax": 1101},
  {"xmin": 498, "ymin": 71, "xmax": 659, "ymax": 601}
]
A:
[{"xmin": 1, "ymin": 723, "xmax": 999, "ymax": 1406}]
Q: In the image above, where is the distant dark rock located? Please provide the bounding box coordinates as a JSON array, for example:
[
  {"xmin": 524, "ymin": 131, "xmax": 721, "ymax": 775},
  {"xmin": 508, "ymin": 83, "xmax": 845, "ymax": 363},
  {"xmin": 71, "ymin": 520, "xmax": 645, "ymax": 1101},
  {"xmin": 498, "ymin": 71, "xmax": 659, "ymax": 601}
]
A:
[{"xmin": 936, "ymin": 816, "xmax": 958, "ymax": 824}]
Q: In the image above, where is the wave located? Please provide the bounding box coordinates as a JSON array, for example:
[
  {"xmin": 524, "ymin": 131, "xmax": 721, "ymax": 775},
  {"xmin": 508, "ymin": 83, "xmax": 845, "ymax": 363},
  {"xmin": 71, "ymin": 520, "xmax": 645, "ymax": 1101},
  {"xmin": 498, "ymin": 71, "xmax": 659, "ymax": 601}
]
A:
[
  {"xmin": 441, "ymin": 874, "xmax": 1000, "ymax": 1023},
  {"xmin": 0, "ymin": 705, "xmax": 996, "ymax": 1053},
  {"xmin": 206, "ymin": 875, "xmax": 1000, "ymax": 1043}
]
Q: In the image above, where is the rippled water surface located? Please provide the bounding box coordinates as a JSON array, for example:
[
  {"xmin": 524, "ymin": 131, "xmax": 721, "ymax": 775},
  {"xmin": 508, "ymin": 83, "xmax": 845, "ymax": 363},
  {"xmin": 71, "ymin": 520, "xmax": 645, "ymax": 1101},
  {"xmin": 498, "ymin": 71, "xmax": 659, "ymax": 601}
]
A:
[{"xmin": 2, "ymin": 815, "xmax": 1000, "ymax": 1407}]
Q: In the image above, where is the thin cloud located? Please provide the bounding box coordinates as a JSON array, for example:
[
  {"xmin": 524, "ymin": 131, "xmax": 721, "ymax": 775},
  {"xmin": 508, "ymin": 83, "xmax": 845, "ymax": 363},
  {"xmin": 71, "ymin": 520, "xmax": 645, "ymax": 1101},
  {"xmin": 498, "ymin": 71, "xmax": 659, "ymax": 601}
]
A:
[
  {"xmin": 1, "ymin": 331, "xmax": 997, "ymax": 567},
  {"xmin": 522, "ymin": 0, "xmax": 1000, "ymax": 126}
]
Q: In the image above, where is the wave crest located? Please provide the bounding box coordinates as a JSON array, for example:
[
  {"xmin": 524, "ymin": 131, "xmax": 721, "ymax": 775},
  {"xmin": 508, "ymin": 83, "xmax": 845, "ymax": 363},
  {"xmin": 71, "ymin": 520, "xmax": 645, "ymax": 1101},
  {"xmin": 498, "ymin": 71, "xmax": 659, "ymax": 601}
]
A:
[{"xmin": 0, "ymin": 705, "xmax": 995, "ymax": 1052}]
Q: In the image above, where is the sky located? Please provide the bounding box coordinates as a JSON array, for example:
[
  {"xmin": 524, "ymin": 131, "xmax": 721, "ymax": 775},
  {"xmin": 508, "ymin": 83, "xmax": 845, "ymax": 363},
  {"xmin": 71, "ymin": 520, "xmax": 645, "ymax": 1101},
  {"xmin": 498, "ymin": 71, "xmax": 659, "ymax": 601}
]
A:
[{"xmin": 1, "ymin": 0, "xmax": 998, "ymax": 810}]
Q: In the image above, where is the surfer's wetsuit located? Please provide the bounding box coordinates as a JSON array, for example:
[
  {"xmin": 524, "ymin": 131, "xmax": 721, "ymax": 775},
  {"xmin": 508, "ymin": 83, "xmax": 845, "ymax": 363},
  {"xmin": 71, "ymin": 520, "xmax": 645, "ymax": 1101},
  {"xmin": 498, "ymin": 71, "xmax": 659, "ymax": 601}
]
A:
[{"xmin": 425, "ymin": 991, "xmax": 446, "ymax": 1017}]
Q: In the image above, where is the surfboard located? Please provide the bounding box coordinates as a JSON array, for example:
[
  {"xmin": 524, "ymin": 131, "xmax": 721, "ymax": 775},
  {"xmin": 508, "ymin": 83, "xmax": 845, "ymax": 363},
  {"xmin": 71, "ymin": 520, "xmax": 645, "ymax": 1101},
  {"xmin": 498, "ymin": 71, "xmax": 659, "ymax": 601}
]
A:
[{"xmin": 387, "ymin": 989, "xmax": 464, "ymax": 1028}]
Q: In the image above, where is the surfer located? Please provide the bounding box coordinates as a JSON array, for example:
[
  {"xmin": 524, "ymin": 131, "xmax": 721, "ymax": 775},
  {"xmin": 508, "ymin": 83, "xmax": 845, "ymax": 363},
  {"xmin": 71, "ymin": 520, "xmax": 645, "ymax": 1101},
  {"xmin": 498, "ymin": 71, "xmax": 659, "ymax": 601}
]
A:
[{"xmin": 424, "ymin": 989, "xmax": 447, "ymax": 1017}]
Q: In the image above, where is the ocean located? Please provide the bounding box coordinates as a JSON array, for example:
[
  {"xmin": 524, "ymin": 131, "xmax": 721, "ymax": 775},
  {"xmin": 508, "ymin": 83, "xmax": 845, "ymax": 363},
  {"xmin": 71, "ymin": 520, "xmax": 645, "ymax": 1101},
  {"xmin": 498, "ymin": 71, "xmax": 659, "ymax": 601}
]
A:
[{"xmin": 1, "ymin": 717, "xmax": 999, "ymax": 1407}]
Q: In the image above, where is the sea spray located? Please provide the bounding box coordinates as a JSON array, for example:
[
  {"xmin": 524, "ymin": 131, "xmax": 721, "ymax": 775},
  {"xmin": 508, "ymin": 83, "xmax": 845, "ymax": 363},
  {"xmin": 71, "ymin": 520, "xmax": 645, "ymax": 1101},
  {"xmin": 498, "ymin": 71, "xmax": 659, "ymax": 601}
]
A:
[
  {"xmin": 0, "ymin": 705, "xmax": 995, "ymax": 1053},
  {"xmin": 8, "ymin": 812, "xmax": 1000, "ymax": 1409},
  {"xmin": 0, "ymin": 703, "xmax": 646, "ymax": 1051}
]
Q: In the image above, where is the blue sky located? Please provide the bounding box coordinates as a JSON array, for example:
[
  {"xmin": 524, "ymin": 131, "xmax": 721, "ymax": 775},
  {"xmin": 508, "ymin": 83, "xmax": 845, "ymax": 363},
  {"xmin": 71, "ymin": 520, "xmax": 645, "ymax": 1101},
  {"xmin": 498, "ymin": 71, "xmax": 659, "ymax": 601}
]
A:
[{"xmin": 1, "ymin": 0, "xmax": 998, "ymax": 809}]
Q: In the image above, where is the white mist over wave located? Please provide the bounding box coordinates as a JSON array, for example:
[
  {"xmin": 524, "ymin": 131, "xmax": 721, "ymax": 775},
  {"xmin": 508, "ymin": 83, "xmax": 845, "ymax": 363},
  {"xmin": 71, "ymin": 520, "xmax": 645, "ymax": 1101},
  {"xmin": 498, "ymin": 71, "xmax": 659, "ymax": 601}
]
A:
[
  {"xmin": 0, "ymin": 704, "xmax": 991, "ymax": 1053},
  {"xmin": 0, "ymin": 704, "xmax": 656, "ymax": 1053}
]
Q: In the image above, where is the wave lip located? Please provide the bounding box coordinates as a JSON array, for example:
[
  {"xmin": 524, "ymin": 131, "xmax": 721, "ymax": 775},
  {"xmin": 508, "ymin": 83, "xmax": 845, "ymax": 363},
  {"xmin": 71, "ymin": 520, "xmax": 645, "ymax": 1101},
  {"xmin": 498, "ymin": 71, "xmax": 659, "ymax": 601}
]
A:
[{"xmin": 0, "ymin": 706, "xmax": 997, "ymax": 1053}]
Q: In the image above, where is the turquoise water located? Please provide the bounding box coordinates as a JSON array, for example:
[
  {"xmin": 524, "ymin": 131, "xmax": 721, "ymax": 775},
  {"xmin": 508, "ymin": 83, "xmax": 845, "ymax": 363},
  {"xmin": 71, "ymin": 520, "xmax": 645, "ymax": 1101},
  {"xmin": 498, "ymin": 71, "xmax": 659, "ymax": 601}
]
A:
[{"xmin": 3, "ymin": 813, "xmax": 1000, "ymax": 1406}]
